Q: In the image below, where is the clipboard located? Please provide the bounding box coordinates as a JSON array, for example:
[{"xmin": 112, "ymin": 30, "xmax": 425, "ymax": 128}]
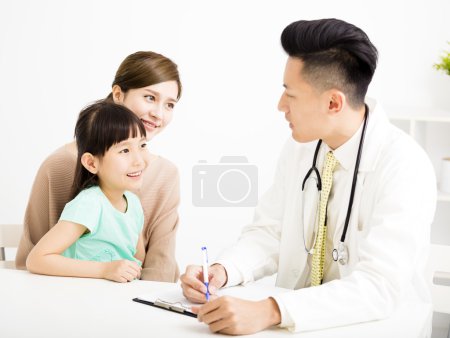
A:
[
  {"xmin": 133, "ymin": 287, "xmax": 199, "ymax": 318},
  {"xmin": 132, "ymin": 296, "xmax": 197, "ymax": 318}
]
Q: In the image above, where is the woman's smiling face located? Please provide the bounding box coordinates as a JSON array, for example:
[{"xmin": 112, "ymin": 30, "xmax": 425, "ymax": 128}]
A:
[{"xmin": 114, "ymin": 80, "xmax": 179, "ymax": 141}]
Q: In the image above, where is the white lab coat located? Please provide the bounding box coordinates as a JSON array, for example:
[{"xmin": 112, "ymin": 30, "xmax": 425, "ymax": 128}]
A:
[{"xmin": 216, "ymin": 100, "xmax": 437, "ymax": 332}]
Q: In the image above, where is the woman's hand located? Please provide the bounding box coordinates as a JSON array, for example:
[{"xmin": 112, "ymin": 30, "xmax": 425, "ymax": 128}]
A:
[{"xmin": 102, "ymin": 260, "xmax": 142, "ymax": 283}]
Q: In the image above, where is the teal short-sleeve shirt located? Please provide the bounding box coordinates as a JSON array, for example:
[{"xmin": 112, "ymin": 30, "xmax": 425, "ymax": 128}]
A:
[{"xmin": 60, "ymin": 186, "xmax": 144, "ymax": 264}]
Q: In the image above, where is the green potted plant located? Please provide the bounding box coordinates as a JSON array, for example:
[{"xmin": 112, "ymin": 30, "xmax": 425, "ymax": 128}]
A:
[{"xmin": 434, "ymin": 42, "xmax": 450, "ymax": 76}]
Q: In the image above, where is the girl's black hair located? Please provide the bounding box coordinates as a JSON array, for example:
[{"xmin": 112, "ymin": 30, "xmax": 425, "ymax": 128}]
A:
[{"xmin": 71, "ymin": 101, "xmax": 146, "ymax": 198}]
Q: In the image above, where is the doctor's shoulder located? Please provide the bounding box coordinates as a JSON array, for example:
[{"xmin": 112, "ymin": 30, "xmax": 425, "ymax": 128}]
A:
[{"xmin": 375, "ymin": 126, "xmax": 435, "ymax": 184}]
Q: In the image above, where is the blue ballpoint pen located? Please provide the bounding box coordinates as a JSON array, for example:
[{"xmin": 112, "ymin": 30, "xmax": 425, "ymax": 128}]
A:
[{"xmin": 201, "ymin": 246, "xmax": 210, "ymax": 301}]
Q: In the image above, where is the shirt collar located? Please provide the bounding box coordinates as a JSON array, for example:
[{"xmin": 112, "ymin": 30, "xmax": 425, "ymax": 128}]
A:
[
  {"xmin": 320, "ymin": 99, "xmax": 388, "ymax": 173},
  {"xmin": 324, "ymin": 118, "xmax": 365, "ymax": 172}
]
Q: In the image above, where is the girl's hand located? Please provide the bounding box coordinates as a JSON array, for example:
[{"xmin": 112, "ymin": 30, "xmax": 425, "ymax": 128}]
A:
[{"xmin": 102, "ymin": 260, "xmax": 142, "ymax": 283}]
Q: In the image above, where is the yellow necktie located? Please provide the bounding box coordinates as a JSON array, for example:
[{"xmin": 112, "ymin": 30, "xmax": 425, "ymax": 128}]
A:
[{"xmin": 310, "ymin": 151, "xmax": 338, "ymax": 286}]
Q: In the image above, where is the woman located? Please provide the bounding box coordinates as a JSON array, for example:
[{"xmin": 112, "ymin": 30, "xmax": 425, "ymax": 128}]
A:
[{"xmin": 16, "ymin": 51, "xmax": 182, "ymax": 282}]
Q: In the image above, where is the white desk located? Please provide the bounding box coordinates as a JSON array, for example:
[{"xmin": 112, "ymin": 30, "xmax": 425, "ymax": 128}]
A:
[{"xmin": 0, "ymin": 269, "xmax": 431, "ymax": 337}]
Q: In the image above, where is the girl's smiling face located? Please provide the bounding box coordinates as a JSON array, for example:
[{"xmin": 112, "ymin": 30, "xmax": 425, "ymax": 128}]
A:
[{"xmin": 94, "ymin": 134, "xmax": 149, "ymax": 194}]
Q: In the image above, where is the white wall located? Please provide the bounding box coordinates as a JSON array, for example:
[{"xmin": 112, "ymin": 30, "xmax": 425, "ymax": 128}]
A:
[{"xmin": 1, "ymin": 0, "xmax": 449, "ymax": 270}]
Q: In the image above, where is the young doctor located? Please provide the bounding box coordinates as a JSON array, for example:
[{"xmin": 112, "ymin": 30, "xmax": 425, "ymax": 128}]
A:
[{"xmin": 180, "ymin": 18, "xmax": 437, "ymax": 334}]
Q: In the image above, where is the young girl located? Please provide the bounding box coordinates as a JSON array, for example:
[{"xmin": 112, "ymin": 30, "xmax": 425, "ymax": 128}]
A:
[{"xmin": 26, "ymin": 101, "xmax": 149, "ymax": 283}]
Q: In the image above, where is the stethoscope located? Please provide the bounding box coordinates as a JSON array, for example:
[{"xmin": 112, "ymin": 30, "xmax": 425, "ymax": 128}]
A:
[{"xmin": 300, "ymin": 104, "xmax": 369, "ymax": 265}]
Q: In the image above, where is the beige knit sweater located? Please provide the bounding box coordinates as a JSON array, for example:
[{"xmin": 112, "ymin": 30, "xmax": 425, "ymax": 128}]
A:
[{"xmin": 16, "ymin": 142, "xmax": 180, "ymax": 282}]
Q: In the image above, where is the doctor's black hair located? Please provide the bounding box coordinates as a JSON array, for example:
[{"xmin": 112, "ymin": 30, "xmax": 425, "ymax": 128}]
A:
[
  {"xmin": 71, "ymin": 101, "xmax": 147, "ymax": 199},
  {"xmin": 281, "ymin": 18, "xmax": 378, "ymax": 109}
]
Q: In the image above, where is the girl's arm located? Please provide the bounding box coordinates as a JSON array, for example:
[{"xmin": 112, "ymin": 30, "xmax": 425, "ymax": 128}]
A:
[
  {"xmin": 26, "ymin": 220, "xmax": 105, "ymax": 278},
  {"xmin": 26, "ymin": 220, "xmax": 141, "ymax": 282},
  {"xmin": 134, "ymin": 232, "xmax": 145, "ymax": 263}
]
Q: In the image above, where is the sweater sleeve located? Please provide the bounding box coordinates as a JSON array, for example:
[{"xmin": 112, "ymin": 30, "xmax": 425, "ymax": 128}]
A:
[
  {"xmin": 140, "ymin": 157, "xmax": 180, "ymax": 282},
  {"xmin": 15, "ymin": 146, "xmax": 76, "ymax": 269},
  {"xmin": 15, "ymin": 160, "xmax": 50, "ymax": 269}
]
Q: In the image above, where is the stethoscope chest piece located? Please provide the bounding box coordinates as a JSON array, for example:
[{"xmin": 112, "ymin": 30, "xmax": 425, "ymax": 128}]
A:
[{"xmin": 332, "ymin": 242, "xmax": 349, "ymax": 265}]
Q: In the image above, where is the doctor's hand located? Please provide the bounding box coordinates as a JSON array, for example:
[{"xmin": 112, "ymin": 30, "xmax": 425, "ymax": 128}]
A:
[
  {"xmin": 192, "ymin": 296, "xmax": 281, "ymax": 335},
  {"xmin": 180, "ymin": 264, "xmax": 227, "ymax": 303}
]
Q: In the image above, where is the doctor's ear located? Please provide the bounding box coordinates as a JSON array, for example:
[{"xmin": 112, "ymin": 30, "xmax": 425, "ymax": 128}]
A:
[
  {"xmin": 328, "ymin": 91, "xmax": 345, "ymax": 114},
  {"xmin": 81, "ymin": 153, "xmax": 99, "ymax": 174}
]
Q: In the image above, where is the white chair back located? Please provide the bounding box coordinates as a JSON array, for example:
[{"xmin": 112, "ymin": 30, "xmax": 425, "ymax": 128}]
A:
[
  {"xmin": 428, "ymin": 244, "xmax": 450, "ymax": 338},
  {"xmin": 429, "ymin": 244, "xmax": 450, "ymax": 314},
  {"xmin": 0, "ymin": 224, "xmax": 22, "ymax": 269}
]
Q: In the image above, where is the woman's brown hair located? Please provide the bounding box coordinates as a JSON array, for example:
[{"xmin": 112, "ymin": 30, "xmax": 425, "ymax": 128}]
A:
[{"xmin": 106, "ymin": 51, "xmax": 182, "ymax": 100}]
